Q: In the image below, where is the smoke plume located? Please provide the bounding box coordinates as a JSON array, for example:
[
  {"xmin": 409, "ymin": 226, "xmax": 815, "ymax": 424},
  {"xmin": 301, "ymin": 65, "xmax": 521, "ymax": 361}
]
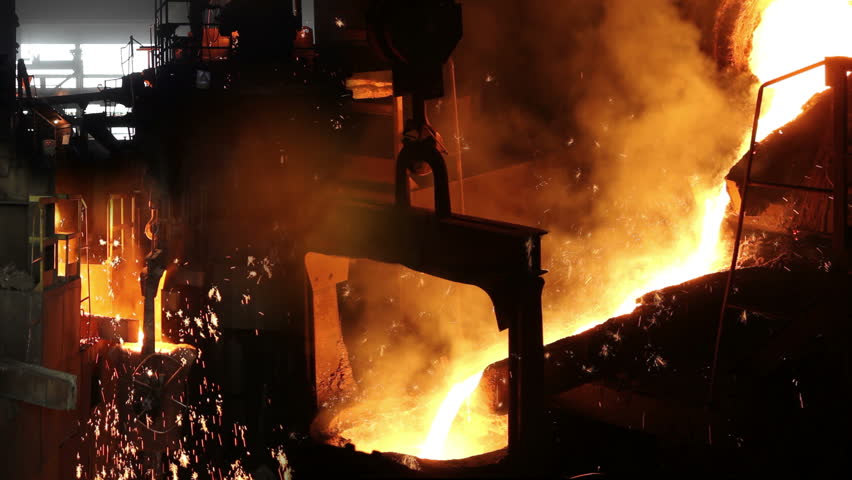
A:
[{"xmin": 330, "ymin": 0, "xmax": 756, "ymax": 457}]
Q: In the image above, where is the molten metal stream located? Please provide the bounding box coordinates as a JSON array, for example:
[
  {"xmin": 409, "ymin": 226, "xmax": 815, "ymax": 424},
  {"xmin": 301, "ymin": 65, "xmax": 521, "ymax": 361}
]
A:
[
  {"xmin": 419, "ymin": 371, "xmax": 485, "ymax": 459},
  {"xmin": 122, "ymin": 271, "xmax": 179, "ymax": 353},
  {"xmin": 418, "ymin": 183, "xmax": 732, "ymax": 460}
]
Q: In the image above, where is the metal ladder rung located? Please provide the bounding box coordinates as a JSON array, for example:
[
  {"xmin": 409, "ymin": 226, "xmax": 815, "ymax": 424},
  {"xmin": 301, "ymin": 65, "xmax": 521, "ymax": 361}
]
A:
[
  {"xmin": 711, "ymin": 57, "xmax": 851, "ymax": 405},
  {"xmin": 747, "ymin": 180, "xmax": 833, "ymax": 195}
]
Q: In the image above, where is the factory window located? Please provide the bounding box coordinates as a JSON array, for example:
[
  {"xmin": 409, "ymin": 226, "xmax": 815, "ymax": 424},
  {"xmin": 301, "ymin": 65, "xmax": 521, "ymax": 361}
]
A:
[
  {"xmin": 111, "ymin": 104, "xmax": 131, "ymax": 116},
  {"xmin": 22, "ymin": 68, "xmax": 73, "ymax": 76},
  {"xmin": 83, "ymin": 103, "xmax": 131, "ymax": 119},
  {"xmin": 82, "ymin": 78, "xmax": 107, "ymax": 89},
  {"xmin": 84, "ymin": 103, "xmax": 105, "ymax": 115},
  {"xmin": 83, "ymin": 77, "xmax": 105, "ymax": 89},
  {"xmin": 20, "ymin": 43, "xmax": 76, "ymax": 62},
  {"xmin": 111, "ymin": 128, "xmax": 136, "ymax": 141},
  {"xmin": 41, "ymin": 77, "xmax": 76, "ymax": 89},
  {"xmin": 19, "ymin": 43, "xmax": 146, "ymax": 95},
  {"xmin": 82, "ymin": 44, "xmax": 145, "ymax": 76}
]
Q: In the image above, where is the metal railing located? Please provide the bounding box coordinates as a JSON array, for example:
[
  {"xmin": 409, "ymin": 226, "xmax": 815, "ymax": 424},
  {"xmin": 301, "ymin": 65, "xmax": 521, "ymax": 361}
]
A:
[
  {"xmin": 711, "ymin": 57, "xmax": 852, "ymax": 403},
  {"xmin": 152, "ymin": 0, "xmax": 233, "ymax": 68}
]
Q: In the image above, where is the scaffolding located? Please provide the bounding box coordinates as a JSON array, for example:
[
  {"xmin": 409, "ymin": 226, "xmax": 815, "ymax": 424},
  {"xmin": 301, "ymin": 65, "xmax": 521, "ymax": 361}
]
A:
[{"xmin": 152, "ymin": 0, "xmax": 232, "ymax": 68}]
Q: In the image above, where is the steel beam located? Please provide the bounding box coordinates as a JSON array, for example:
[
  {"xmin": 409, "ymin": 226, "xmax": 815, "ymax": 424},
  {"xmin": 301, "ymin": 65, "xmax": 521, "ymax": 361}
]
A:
[{"xmin": 302, "ymin": 201, "xmax": 548, "ymax": 468}]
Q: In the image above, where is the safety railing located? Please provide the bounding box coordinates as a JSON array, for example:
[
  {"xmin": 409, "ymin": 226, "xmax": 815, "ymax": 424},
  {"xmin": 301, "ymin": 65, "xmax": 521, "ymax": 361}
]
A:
[
  {"xmin": 711, "ymin": 57, "xmax": 852, "ymax": 403},
  {"xmin": 28, "ymin": 195, "xmax": 84, "ymax": 291}
]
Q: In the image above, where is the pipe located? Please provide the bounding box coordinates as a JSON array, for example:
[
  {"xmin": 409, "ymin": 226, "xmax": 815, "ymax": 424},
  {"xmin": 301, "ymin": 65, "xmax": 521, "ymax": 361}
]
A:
[
  {"xmin": 448, "ymin": 58, "xmax": 465, "ymax": 214},
  {"xmin": 140, "ymin": 252, "xmax": 165, "ymax": 355},
  {"xmin": 294, "ymin": 0, "xmax": 303, "ymax": 27}
]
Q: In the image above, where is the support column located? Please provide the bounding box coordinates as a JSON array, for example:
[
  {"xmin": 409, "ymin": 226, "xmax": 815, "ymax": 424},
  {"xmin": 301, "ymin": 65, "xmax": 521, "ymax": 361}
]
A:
[
  {"xmin": 140, "ymin": 250, "xmax": 165, "ymax": 355},
  {"xmin": 506, "ymin": 275, "xmax": 546, "ymax": 471},
  {"xmin": 827, "ymin": 57, "xmax": 849, "ymax": 274}
]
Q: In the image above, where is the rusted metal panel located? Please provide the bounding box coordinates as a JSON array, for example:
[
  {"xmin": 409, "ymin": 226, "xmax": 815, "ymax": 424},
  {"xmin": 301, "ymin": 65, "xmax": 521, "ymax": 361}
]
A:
[
  {"xmin": 0, "ymin": 289, "xmax": 42, "ymax": 362},
  {"xmin": 63, "ymin": 280, "xmax": 81, "ymax": 379},
  {"xmin": 40, "ymin": 284, "xmax": 64, "ymax": 372},
  {"xmin": 0, "ymin": 358, "xmax": 77, "ymax": 410},
  {"xmin": 306, "ymin": 252, "xmax": 356, "ymax": 407},
  {"xmin": 39, "ymin": 280, "xmax": 82, "ymax": 380}
]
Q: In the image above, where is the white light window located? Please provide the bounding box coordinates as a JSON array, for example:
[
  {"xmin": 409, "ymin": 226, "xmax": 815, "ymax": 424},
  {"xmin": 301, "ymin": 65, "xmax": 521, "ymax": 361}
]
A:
[
  {"xmin": 43, "ymin": 77, "xmax": 76, "ymax": 89},
  {"xmin": 111, "ymin": 128, "xmax": 135, "ymax": 141},
  {"xmin": 19, "ymin": 44, "xmax": 76, "ymax": 63},
  {"xmin": 25, "ymin": 69, "xmax": 74, "ymax": 76},
  {"xmin": 82, "ymin": 44, "xmax": 147, "ymax": 75},
  {"xmin": 81, "ymin": 44, "xmax": 125, "ymax": 75},
  {"xmin": 83, "ymin": 78, "xmax": 107, "ymax": 89},
  {"xmin": 85, "ymin": 104, "xmax": 106, "ymax": 115},
  {"xmin": 112, "ymin": 104, "xmax": 131, "ymax": 116}
]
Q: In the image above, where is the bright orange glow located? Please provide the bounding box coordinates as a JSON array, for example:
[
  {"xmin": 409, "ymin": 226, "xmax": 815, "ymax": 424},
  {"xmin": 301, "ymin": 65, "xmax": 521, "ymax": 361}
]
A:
[
  {"xmin": 419, "ymin": 371, "xmax": 485, "ymax": 459},
  {"xmin": 749, "ymin": 0, "xmax": 852, "ymax": 140},
  {"xmin": 120, "ymin": 271, "xmax": 180, "ymax": 353},
  {"xmin": 54, "ymin": 207, "xmax": 63, "ymax": 233},
  {"xmin": 332, "ymin": 301, "xmax": 509, "ymax": 460},
  {"xmin": 81, "ymin": 259, "xmax": 143, "ymax": 320},
  {"xmin": 338, "ymin": 165, "xmax": 735, "ymax": 461},
  {"xmin": 411, "ymin": 183, "xmax": 733, "ymax": 460},
  {"xmin": 609, "ymin": 184, "xmax": 732, "ymax": 318},
  {"xmin": 57, "ymin": 239, "xmax": 66, "ymax": 277},
  {"xmin": 53, "ymin": 202, "xmax": 79, "ymax": 277}
]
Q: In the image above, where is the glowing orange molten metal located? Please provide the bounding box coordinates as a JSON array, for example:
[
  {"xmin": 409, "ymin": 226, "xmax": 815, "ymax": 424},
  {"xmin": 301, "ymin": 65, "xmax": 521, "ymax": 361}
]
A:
[
  {"xmin": 419, "ymin": 371, "xmax": 485, "ymax": 459},
  {"xmin": 749, "ymin": 0, "xmax": 852, "ymax": 139},
  {"xmin": 417, "ymin": 187, "xmax": 733, "ymax": 460},
  {"xmin": 121, "ymin": 271, "xmax": 180, "ymax": 353}
]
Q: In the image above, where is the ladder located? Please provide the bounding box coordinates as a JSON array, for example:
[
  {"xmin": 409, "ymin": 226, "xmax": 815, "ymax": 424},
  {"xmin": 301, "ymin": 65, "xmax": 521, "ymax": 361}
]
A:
[{"xmin": 711, "ymin": 57, "xmax": 851, "ymax": 402}]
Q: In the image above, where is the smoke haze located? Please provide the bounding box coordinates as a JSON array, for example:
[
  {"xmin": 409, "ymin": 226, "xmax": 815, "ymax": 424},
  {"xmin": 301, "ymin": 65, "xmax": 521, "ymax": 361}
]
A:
[{"xmin": 329, "ymin": 0, "xmax": 756, "ymax": 457}]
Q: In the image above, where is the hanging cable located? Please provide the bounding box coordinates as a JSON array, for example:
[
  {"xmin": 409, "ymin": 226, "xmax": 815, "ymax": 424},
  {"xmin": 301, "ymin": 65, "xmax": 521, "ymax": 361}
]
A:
[{"xmin": 448, "ymin": 58, "xmax": 465, "ymax": 214}]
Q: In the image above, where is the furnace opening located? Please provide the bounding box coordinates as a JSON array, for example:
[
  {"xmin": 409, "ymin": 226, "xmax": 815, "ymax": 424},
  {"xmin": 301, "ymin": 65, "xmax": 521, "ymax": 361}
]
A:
[{"xmin": 307, "ymin": 254, "xmax": 508, "ymax": 460}]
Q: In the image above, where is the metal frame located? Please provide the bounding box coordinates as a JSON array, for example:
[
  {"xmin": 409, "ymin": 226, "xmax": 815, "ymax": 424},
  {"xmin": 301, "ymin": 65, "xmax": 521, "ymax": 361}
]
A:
[
  {"xmin": 304, "ymin": 157, "xmax": 547, "ymax": 467},
  {"xmin": 18, "ymin": 43, "xmax": 125, "ymax": 96},
  {"xmin": 108, "ymin": 193, "xmax": 139, "ymax": 264},
  {"xmin": 712, "ymin": 57, "xmax": 851, "ymax": 402},
  {"xmin": 150, "ymin": 0, "xmax": 306, "ymax": 69},
  {"xmin": 152, "ymin": 0, "xmax": 232, "ymax": 68},
  {"xmin": 304, "ymin": 203, "xmax": 546, "ymax": 465},
  {"xmin": 28, "ymin": 194, "xmax": 84, "ymax": 291}
]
